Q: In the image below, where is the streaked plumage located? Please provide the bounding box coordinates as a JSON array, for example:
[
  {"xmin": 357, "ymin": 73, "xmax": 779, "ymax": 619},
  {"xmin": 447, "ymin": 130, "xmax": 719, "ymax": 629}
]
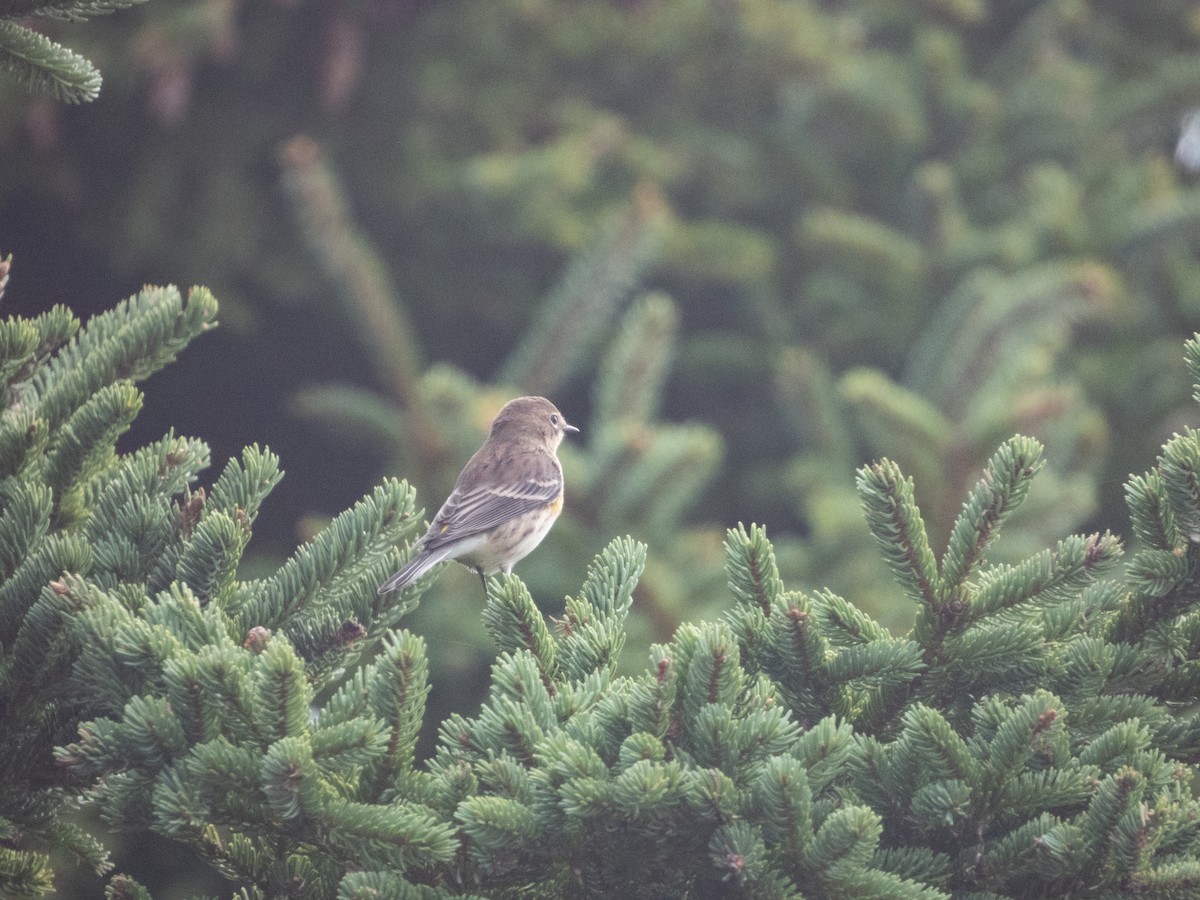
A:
[{"xmin": 378, "ymin": 396, "xmax": 577, "ymax": 595}]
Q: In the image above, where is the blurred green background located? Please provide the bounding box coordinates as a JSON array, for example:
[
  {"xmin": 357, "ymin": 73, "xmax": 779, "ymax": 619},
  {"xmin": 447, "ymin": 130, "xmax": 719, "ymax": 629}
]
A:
[{"xmin": 5, "ymin": 0, "xmax": 1200, "ymax": 891}]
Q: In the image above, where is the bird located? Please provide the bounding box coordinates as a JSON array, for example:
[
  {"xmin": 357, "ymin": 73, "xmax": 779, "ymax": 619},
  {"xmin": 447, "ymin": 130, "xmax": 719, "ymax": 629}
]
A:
[{"xmin": 378, "ymin": 396, "xmax": 578, "ymax": 596}]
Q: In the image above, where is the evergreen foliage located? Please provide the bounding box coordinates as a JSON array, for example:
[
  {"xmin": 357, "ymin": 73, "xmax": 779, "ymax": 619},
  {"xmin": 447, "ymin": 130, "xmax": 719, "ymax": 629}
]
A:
[
  {"xmin": 0, "ymin": 0, "xmax": 144, "ymax": 102},
  {"xmin": 9, "ymin": 2, "xmax": 1200, "ymax": 655},
  {"xmin": 282, "ymin": 142, "xmax": 722, "ymax": 678},
  {"xmin": 5, "ymin": 267, "xmax": 1200, "ymax": 896},
  {"xmin": 10, "ymin": 3, "xmax": 1198, "ymax": 563},
  {"xmin": 0, "ymin": 270, "xmax": 423, "ymax": 895}
]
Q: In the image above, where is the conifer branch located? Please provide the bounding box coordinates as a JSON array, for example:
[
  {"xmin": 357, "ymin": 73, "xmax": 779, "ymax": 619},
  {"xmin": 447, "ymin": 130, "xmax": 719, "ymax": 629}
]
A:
[
  {"xmin": 0, "ymin": 532, "xmax": 88, "ymax": 645},
  {"xmin": 554, "ymin": 537, "xmax": 644, "ymax": 683},
  {"xmin": 31, "ymin": 285, "xmax": 217, "ymax": 432},
  {"xmin": 857, "ymin": 458, "xmax": 940, "ymax": 610},
  {"xmin": 760, "ymin": 591, "xmax": 837, "ymax": 724},
  {"xmin": 594, "ymin": 422, "xmax": 722, "ymax": 536},
  {"xmin": 725, "ymin": 523, "xmax": 785, "ymax": 615},
  {"xmin": 483, "ymin": 575, "xmax": 557, "ymax": 694},
  {"xmin": 0, "ymin": 0, "xmax": 143, "ymax": 18},
  {"xmin": 1158, "ymin": 428, "xmax": 1200, "ymax": 545},
  {"xmin": 841, "ymin": 369, "xmax": 954, "ymax": 493},
  {"xmin": 970, "ymin": 531, "xmax": 1123, "ymax": 621},
  {"xmin": 362, "ymin": 630, "xmax": 429, "ymax": 793},
  {"xmin": 500, "ymin": 185, "xmax": 667, "ymax": 395},
  {"xmin": 0, "ymin": 846, "xmax": 56, "ymax": 896},
  {"xmin": 939, "ymin": 435, "xmax": 1045, "ymax": 602},
  {"xmin": 6, "ymin": 271, "xmax": 1200, "ymax": 895},
  {"xmin": 811, "ymin": 588, "xmax": 890, "ymax": 646},
  {"xmin": 0, "ymin": 480, "xmax": 52, "ymax": 586},
  {"xmin": 776, "ymin": 345, "xmax": 855, "ymax": 460},
  {"xmin": 626, "ymin": 645, "xmax": 676, "ymax": 739},
  {"xmin": 0, "ymin": 408, "xmax": 48, "ymax": 482},
  {"xmin": 0, "ymin": 319, "xmax": 43, "ymax": 398},
  {"xmin": 1125, "ymin": 471, "xmax": 1180, "ymax": 552},
  {"xmin": 1188, "ymin": 334, "xmax": 1200, "ymax": 406},
  {"xmin": 0, "ymin": 20, "xmax": 99, "ymax": 103},
  {"xmin": 593, "ymin": 292, "xmax": 677, "ymax": 427},
  {"xmin": 206, "ymin": 444, "xmax": 283, "ymax": 527},
  {"xmin": 278, "ymin": 138, "xmax": 427, "ymax": 428},
  {"xmin": 44, "ymin": 381, "xmax": 142, "ymax": 523},
  {"xmin": 234, "ymin": 479, "xmax": 419, "ymax": 635}
]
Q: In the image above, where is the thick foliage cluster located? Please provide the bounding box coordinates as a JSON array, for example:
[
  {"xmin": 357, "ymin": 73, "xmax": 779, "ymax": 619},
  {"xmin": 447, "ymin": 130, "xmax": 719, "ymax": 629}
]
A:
[{"xmin": 3, "ymin": 280, "xmax": 1200, "ymax": 897}]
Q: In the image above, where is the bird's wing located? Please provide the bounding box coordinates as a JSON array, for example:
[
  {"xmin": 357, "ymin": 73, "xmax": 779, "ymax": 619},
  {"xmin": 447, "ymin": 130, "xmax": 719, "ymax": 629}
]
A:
[{"xmin": 422, "ymin": 453, "xmax": 562, "ymax": 551}]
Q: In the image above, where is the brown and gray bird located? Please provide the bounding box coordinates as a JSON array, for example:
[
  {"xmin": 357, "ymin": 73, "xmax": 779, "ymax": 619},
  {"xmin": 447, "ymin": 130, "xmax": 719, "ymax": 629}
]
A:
[{"xmin": 378, "ymin": 396, "xmax": 578, "ymax": 595}]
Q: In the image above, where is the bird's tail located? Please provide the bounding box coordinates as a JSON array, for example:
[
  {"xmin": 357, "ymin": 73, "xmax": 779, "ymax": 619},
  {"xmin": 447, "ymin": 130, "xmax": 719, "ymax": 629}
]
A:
[{"xmin": 377, "ymin": 544, "xmax": 454, "ymax": 594}]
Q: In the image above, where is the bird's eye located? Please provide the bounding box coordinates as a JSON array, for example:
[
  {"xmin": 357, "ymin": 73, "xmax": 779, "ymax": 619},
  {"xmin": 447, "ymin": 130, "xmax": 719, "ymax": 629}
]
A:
[{"xmin": 550, "ymin": 414, "xmax": 560, "ymax": 426}]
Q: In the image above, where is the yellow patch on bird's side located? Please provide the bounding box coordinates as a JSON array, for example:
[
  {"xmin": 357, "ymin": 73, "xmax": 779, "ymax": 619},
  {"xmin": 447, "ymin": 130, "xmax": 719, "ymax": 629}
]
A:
[
  {"xmin": 547, "ymin": 495, "xmax": 563, "ymax": 515},
  {"xmin": 440, "ymin": 524, "xmax": 449, "ymax": 534}
]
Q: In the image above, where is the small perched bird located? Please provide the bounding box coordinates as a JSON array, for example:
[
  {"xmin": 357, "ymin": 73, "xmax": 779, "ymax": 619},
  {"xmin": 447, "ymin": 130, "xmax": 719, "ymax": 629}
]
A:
[{"xmin": 378, "ymin": 396, "xmax": 578, "ymax": 596}]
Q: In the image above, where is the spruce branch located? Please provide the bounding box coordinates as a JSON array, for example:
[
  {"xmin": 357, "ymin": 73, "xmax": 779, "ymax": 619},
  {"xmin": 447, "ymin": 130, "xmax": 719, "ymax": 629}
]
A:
[
  {"xmin": 766, "ymin": 592, "xmax": 826, "ymax": 698},
  {"xmin": 278, "ymin": 138, "xmax": 427, "ymax": 426},
  {"xmin": 856, "ymin": 458, "xmax": 940, "ymax": 611},
  {"xmin": 939, "ymin": 435, "xmax": 1045, "ymax": 603},
  {"xmin": 31, "ymin": 285, "xmax": 217, "ymax": 433},
  {"xmin": 500, "ymin": 184, "xmax": 667, "ymax": 395},
  {"xmin": 337, "ymin": 870, "xmax": 480, "ymax": 899},
  {"xmin": 1126, "ymin": 548, "xmax": 1190, "ymax": 598},
  {"xmin": 800, "ymin": 804, "xmax": 885, "ymax": 885},
  {"xmin": 776, "ymin": 345, "xmax": 854, "ymax": 460},
  {"xmin": 1077, "ymin": 767, "xmax": 1147, "ymax": 887},
  {"xmin": 0, "ymin": 318, "xmax": 42, "ymax": 397},
  {"xmin": 824, "ymin": 638, "xmax": 924, "ymax": 717},
  {"xmin": 1188, "ymin": 334, "xmax": 1200, "ymax": 407},
  {"xmin": 234, "ymin": 478, "xmax": 419, "ymax": 636},
  {"xmin": 0, "ymin": 0, "xmax": 143, "ymax": 18},
  {"xmin": 0, "ymin": 0, "xmax": 144, "ymax": 100},
  {"xmin": 362, "ymin": 629, "xmax": 430, "ymax": 792},
  {"xmin": 1158, "ymin": 428, "xmax": 1200, "ymax": 545},
  {"xmin": 679, "ymin": 621, "xmax": 744, "ymax": 730},
  {"xmin": 970, "ymin": 531, "xmax": 1123, "ymax": 621},
  {"xmin": 554, "ymin": 537, "xmax": 644, "ymax": 683},
  {"xmin": 811, "ymin": 588, "xmax": 890, "ymax": 646},
  {"xmin": 841, "ymin": 369, "xmax": 955, "ymax": 494},
  {"xmin": 1125, "ymin": 471, "xmax": 1180, "ymax": 552},
  {"xmin": 0, "ymin": 19, "xmax": 99, "ymax": 103},
  {"xmin": 905, "ymin": 262, "xmax": 1116, "ymax": 419},
  {"xmin": 43, "ymin": 381, "xmax": 142, "ymax": 523},
  {"xmin": 593, "ymin": 292, "xmax": 677, "ymax": 427},
  {"xmin": 930, "ymin": 621, "xmax": 1045, "ymax": 697},
  {"xmin": 483, "ymin": 575, "xmax": 557, "ymax": 693},
  {"xmin": 594, "ymin": 422, "xmax": 722, "ymax": 537},
  {"xmin": 0, "ymin": 532, "xmax": 88, "ymax": 647},
  {"xmin": 206, "ymin": 444, "xmax": 283, "ymax": 527},
  {"xmin": 896, "ymin": 704, "xmax": 979, "ymax": 787},
  {"xmin": 9, "ymin": 267, "xmax": 1200, "ymax": 896},
  {"xmin": 173, "ymin": 510, "xmax": 251, "ymax": 606},
  {"xmin": 975, "ymin": 691, "xmax": 1065, "ymax": 806},
  {"xmin": 0, "ymin": 275, "xmax": 480, "ymax": 896},
  {"xmin": 0, "ymin": 480, "xmax": 52, "ymax": 586},
  {"xmin": 0, "ymin": 846, "xmax": 55, "ymax": 897},
  {"xmin": 0, "ymin": 407, "xmax": 49, "ymax": 484},
  {"xmin": 798, "ymin": 207, "xmax": 926, "ymax": 300},
  {"xmin": 625, "ymin": 645, "xmax": 676, "ymax": 739},
  {"xmin": 725, "ymin": 523, "xmax": 785, "ymax": 615},
  {"xmin": 575, "ymin": 535, "xmax": 645, "ymax": 619}
]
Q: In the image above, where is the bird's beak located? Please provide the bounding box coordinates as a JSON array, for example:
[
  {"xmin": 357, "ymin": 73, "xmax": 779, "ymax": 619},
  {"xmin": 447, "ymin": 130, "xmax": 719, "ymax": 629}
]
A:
[{"xmin": 563, "ymin": 423, "xmax": 580, "ymax": 434}]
